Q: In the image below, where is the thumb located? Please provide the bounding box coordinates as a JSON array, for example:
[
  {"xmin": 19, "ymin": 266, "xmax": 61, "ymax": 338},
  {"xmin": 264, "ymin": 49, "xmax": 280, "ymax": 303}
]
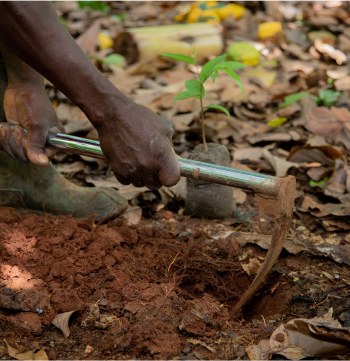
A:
[
  {"xmin": 157, "ymin": 148, "xmax": 180, "ymax": 187},
  {"xmin": 21, "ymin": 127, "xmax": 49, "ymax": 166}
]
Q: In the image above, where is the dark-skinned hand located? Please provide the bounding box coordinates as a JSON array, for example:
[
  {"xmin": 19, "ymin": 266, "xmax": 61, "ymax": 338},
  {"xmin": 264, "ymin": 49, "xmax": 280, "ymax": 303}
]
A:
[
  {"xmin": 95, "ymin": 100, "xmax": 180, "ymax": 191},
  {"xmin": 1, "ymin": 83, "xmax": 64, "ymax": 166}
]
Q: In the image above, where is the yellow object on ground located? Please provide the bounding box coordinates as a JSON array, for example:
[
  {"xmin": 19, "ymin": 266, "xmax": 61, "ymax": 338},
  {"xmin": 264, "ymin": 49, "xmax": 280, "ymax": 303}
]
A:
[
  {"xmin": 183, "ymin": 1, "xmax": 246, "ymax": 24},
  {"xmin": 187, "ymin": 6, "xmax": 220, "ymax": 24},
  {"xmin": 98, "ymin": 32, "xmax": 113, "ymax": 50},
  {"xmin": 227, "ymin": 42, "xmax": 260, "ymax": 66},
  {"xmin": 174, "ymin": 4, "xmax": 192, "ymax": 22},
  {"xmin": 258, "ymin": 21, "xmax": 283, "ymax": 39},
  {"xmin": 216, "ymin": 3, "xmax": 246, "ymax": 20}
]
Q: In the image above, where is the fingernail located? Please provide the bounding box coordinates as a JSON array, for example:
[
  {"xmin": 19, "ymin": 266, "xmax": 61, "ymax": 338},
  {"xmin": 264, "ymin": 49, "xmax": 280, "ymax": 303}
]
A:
[{"xmin": 37, "ymin": 154, "xmax": 49, "ymax": 164}]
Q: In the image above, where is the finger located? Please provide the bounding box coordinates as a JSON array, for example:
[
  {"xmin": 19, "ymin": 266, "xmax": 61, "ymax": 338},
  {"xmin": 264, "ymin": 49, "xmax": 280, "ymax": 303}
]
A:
[
  {"xmin": 45, "ymin": 119, "xmax": 65, "ymax": 160},
  {"xmin": 0, "ymin": 124, "xmax": 16, "ymax": 159},
  {"xmin": 131, "ymin": 179, "xmax": 145, "ymax": 188},
  {"xmin": 115, "ymin": 173, "xmax": 131, "ymax": 186},
  {"xmin": 22, "ymin": 126, "xmax": 49, "ymax": 166},
  {"xmin": 8, "ymin": 125, "xmax": 28, "ymax": 162},
  {"xmin": 126, "ymin": 169, "xmax": 147, "ymax": 188},
  {"xmin": 157, "ymin": 146, "xmax": 180, "ymax": 187},
  {"xmin": 143, "ymin": 172, "xmax": 162, "ymax": 191}
]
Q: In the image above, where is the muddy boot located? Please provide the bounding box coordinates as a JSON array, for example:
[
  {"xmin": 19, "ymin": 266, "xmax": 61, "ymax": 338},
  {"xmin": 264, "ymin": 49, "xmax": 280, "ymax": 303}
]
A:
[{"xmin": 0, "ymin": 151, "xmax": 128, "ymax": 221}]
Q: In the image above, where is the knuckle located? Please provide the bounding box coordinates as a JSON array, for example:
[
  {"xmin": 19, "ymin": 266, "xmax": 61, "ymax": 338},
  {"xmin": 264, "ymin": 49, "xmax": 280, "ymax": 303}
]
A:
[{"xmin": 163, "ymin": 121, "xmax": 174, "ymax": 138}]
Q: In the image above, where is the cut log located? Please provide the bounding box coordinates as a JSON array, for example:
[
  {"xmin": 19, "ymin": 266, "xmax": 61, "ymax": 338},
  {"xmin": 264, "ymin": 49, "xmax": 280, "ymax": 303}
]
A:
[{"xmin": 114, "ymin": 23, "xmax": 223, "ymax": 64}]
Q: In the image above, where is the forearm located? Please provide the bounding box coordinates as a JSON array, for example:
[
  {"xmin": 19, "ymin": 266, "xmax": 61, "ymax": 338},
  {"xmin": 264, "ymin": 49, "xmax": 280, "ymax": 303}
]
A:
[
  {"xmin": 0, "ymin": 41, "xmax": 43, "ymax": 87},
  {"xmin": 0, "ymin": 2, "xmax": 130, "ymax": 124}
]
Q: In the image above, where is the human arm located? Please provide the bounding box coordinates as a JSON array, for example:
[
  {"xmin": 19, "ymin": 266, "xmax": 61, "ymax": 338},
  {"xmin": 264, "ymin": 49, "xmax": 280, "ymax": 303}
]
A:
[
  {"xmin": 0, "ymin": 43, "xmax": 64, "ymax": 165},
  {"xmin": 0, "ymin": 2, "xmax": 180, "ymax": 189}
]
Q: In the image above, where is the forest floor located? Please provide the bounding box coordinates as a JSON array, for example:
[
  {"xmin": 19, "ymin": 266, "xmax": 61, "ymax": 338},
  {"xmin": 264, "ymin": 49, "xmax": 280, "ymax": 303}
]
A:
[{"xmin": 2, "ymin": 1, "xmax": 350, "ymax": 360}]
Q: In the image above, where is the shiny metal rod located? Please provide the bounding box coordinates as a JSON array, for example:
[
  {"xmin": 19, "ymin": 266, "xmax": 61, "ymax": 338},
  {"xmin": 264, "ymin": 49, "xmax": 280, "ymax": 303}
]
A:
[{"xmin": 46, "ymin": 131, "xmax": 281, "ymax": 196}]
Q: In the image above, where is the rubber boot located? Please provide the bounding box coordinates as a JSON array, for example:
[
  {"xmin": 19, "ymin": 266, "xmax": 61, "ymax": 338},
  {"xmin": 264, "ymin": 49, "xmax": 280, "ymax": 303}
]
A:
[
  {"xmin": 0, "ymin": 51, "xmax": 127, "ymax": 221},
  {"xmin": 0, "ymin": 151, "xmax": 128, "ymax": 221}
]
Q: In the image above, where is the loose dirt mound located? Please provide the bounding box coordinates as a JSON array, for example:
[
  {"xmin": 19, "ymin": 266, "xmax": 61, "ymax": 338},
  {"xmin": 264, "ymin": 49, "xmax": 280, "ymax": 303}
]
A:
[
  {"xmin": 0, "ymin": 206, "xmax": 348, "ymax": 360},
  {"xmin": 0, "ymin": 207, "xmax": 240, "ymax": 359}
]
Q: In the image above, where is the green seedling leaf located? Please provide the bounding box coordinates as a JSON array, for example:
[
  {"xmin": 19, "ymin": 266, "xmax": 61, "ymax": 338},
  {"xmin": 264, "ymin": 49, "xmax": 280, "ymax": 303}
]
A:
[
  {"xmin": 61, "ymin": 17, "xmax": 68, "ymax": 27},
  {"xmin": 214, "ymin": 61, "xmax": 246, "ymax": 71},
  {"xmin": 159, "ymin": 53, "xmax": 195, "ymax": 65},
  {"xmin": 204, "ymin": 104, "xmax": 230, "ymax": 117},
  {"xmin": 279, "ymin": 92, "xmax": 319, "ymax": 109},
  {"xmin": 223, "ymin": 68, "xmax": 244, "ymax": 94},
  {"xmin": 309, "ymin": 177, "xmax": 328, "ymax": 187},
  {"xmin": 267, "ymin": 117, "xmax": 287, "ymax": 127},
  {"xmin": 102, "ymin": 54, "xmax": 125, "ymax": 66},
  {"xmin": 319, "ymin": 89, "xmax": 340, "ymax": 107},
  {"xmin": 185, "ymin": 79, "xmax": 205, "ymax": 98},
  {"xmin": 210, "ymin": 70, "xmax": 219, "ymax": 83},
  {"xmin": 175, "ymin": 90, "xmax": 200, "ymax": 102},
  {"xmin": 199, "ymin": 54, "xmax": 226, "ymax": 83}
]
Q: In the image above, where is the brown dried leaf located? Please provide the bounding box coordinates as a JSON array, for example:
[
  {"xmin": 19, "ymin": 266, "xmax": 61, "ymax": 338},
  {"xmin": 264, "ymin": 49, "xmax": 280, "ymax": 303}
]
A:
[
  {"xmin": 269, "ymin": 324, "xmax": 310, "ymax": 360},
  {"xmin": 335, "ymin": 76, "xmax": 350, "ymax": 91},
  {"xmin": 301, "ymin": 196, "xmax": 350, "ymax": 217},
  {"xmin": 52, "ymin": 310, "xmax": 76, "ymax": 338},
  {"xmin": 55, "ymin": 161, "xmax": 85, "ymax": 174},
  {"xmin": 263, "ymin": 148, "xmax": 299, "ymax": 177},
  {"xmin": 186, "ymin": 338, "xmax": 215, "ymax": 352},
  {"xmin": 3, "ymin": 341, "xmax": 34, "ymax": 361},
  {"xmin": 233, "ymin": 189, "xmax": 247, "ymax": 205},
  {"xmin": 283, "ymin": 43, "xmax": 313, "ymax": 61},
  {"xmin": 233, "ymin": 147, "xmax": 263, "ymax": 161},
  {"xmin": 315, "ymin": 39, "xmax": 347, "ymax": 64},
  {"xmin": 75, "ymin": 19, "xmax": 101, "ymax": 55},
  {"xmin": 288, "ymin": 145, "xmax": 343, "ymax": 165},
  {"xmin": 306, "ymin": 308, "xmax": 342, "ymax": 329},
  {"xmin": 86, "ymin": 175, "xmax": 149, "ymax": 200},
  {"xmin": 305, "ymin": 107, "xmax": 349, "ymax": 140},
  {"xmin": 241, "ymin": 258, "xmax": 263, "ymax": 276},
  {"xmin": 121, "ymin": 206, "xmax": 142, "ymax": 226},
  {"xmin": 34, "ymin": 350, "xmax": 49, "ymax": 360},
  {"xmin": 247, "ymin": 133, "xmax": 291, "ymax": 144},
  {"xmin": 246, "ymin": 339, "xmax": 272, "ymax": 360}
]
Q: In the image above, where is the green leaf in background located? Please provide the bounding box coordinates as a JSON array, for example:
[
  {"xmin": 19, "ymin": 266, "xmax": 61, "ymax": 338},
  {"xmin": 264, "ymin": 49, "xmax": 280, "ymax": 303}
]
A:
[
  {"xmin": 309, "ymin": 177, "xmax": 328, "ymax": 187},
  {"xmin": 198, "ymin": 2, "xmax": 226, "ymax": 10},
  {"xmin": 204, "ymin": 104, "xmax": 230, "ymax": 117},
  {"xmin": 102, "ymin": 54, "xmax": 125, "ymax": 66},
  {"xmin": 199, "ymin": 54, "xmax": 226, "ymax": 83},
  {"xmin": 279, "ymin": 92, "xmax": 319, "ymax": 109},
  {"xmin": 174, "ymin": 90, "xmax": 200, "ymax": 102},
  {"xmin": 111, "ymin": 14, "xmax": 125, "ymax": 23},
  {"xmin": 214, "ymin": 61, "xmax": 246, "ymax": 71},
  {"xmin": 210, "ymin": 70, "xmax": 219, "ymax": 83},
  {"xmin": 60, "ymin": 17, "xmax": 68, "ymax": 27},
  {"xmin": 185, "ymin": 79, "xmax": 205, "ymax": 98},
  {"xmin": 78, "ymin": 0, "xmax": 111, "ymax": 13},
  {"xmin": 267, "ymin": 117, "xmax": 287, "ymax": 127},
  {"xmin": 222, "ymin": 68, "xmax": 244, "ymax": 94},
  {"xmin": 319, "ymin": 89, "xmax": 340, "ymax": 107},
  {"xmin": 159, "ymin": 53, "xmax": 195, "ymax": 65}
]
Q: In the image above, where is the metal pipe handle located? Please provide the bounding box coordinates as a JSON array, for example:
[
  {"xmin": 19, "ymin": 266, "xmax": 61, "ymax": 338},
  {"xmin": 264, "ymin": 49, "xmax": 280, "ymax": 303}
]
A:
[{"xmin": 46, "ymin": 131, "xmax": 281, "ymax": 196}]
